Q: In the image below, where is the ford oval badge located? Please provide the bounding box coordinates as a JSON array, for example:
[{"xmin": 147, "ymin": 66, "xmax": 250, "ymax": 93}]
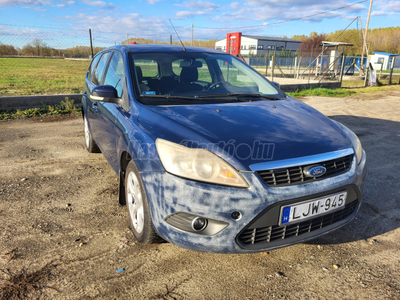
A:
[{"xmin": 304, "ymin": 165, "xmax": 326, "ymax": 178}]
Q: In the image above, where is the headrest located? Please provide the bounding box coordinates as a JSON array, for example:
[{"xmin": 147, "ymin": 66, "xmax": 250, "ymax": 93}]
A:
[{"xmin": 180, "ymin": 67, "xmax": 198, "ymax": 83}]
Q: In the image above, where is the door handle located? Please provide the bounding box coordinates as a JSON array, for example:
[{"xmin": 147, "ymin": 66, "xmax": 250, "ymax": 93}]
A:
[{"xmin": 92, "ymin": 102, "xmax": 98, "ymax": 110}]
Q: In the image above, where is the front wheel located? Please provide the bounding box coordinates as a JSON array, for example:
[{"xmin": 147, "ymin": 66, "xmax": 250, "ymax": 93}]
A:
[
  {"xmin": 125, "ymin": 161, "xmax": 159, "ymax": 244},
  {"xmin": 84, "ymin": 115, "xmax": 100, "ymax": 153}
]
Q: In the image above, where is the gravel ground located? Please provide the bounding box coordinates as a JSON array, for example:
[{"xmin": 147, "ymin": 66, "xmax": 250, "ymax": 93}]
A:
[{"xmin": 0, "ymin": 91, "xmax": 400, "ymax": 299}]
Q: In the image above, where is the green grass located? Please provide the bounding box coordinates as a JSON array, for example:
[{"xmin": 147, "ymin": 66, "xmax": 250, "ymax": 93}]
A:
[
  {"xmin": 287, "ymin": 88, "xmax": 356, "ymax": 98},
  {"xmin": 0, "ymin": 58, "xmax": 90, "ymax": 96},
  {"xmin": 0, "ymin": 98, "xmax": 81, "ymax": 120},
  {"xmin": 1, "ymin": 57, "xmax": 398, "ymax": 97}
]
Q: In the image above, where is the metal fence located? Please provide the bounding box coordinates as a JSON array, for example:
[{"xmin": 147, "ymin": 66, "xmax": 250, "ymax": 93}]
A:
[
  {"xmin": 0, "ymin": 26, "xmax": 131, "ymax": 97},
  {"xmin": 0, "ymin": 26, "xmax": 126, "ymax": 58},
  {"xmin": 0, "ymin": 25, "xmax": 376, "ymax": 97},
  {"xmin": 246, "ymin": 50, "xmax": 370, "ymax": 81}
]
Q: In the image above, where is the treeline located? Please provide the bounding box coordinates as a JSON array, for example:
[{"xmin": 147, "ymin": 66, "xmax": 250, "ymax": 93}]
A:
[
  {"xmin": 0, "ymin": 37, "xmax": 218, "ymax": 58},
  {"xmin": 0, "ymin": 38, "xmax": 106, "ymax": 58},
  {"xmin": 1, "ymin": 27, "xmax": 398, "ymax": 58},
  {"xmin": 124, "ymin": 38, "xmax": 218, "ymax": 49},
  {"xmin": 295, "ymin": 27, "xmax": 400, "ymax": 56}
]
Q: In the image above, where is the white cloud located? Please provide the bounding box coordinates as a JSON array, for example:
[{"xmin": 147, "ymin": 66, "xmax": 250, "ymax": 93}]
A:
[
  {"xmin": 65, "ymin": 12, "xmax": 172, "ymax": 43},
  {"xmin": 22, "ymin": 5, "xmax": 46, "ymax": 10},
  {"xmin": 81, "ymin": 0, "xmax": 115, "ymax": 9},
  {"xmin": 211, "ymin": 0, "xmax": 368, "ymax": 26},
  {"xmin": 371, "ymin": 10, "xmax": 388, "ymax": 16},
  {"xmin": 230, "ymin": 2, "xmax": 240, "ymax": 9},
  {"xmin": 0, "ymin": 24, "xmax": 41, "ymax": 35},
  {"xmin": 0, "ymin": 0, "xmax": 76, "ymax": 6},
  {"xmin": 372, "ymin": 0, "xmax": 400, "ymax": 15},
  {"xmin": 0, "ymin": 0, "xmax": 52, "ymax": 6},
  {"xmin": 82, "ymin": 0, "xmax": 105, "ymax": 8},
  {"xmin": 180, "ymin": 1, "xmax": 219, "ymax": 11},
  {"xmin": 175, "ymin": 10, "xmax": 206, "ymax": 19},
  {"xmin": 147, "ymin": 0, "xmax": 160, "ymax": 4}
]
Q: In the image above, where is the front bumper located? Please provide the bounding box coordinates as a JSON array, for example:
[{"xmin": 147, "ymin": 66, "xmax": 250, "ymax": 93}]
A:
[{"xmin": 140, "ymin": 151, "xmax": 367, "ymax": 253}]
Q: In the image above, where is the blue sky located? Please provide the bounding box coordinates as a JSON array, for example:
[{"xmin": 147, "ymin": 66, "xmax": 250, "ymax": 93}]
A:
[{"xmin": 0, "ymin": 0, "xmax": 399, "ymax": 48}]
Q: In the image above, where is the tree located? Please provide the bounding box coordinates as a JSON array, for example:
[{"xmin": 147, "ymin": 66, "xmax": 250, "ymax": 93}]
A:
[
  {"xmin": 298, "ymin": 33, "xmax": 327, "ymax": 54},
  {"xmin": 0, "ymin": 43, "xmax": 18, "ymax": 55},
  {"xmin": 20, "ymin": 39, "xmax": 58, "ymax": 57}
]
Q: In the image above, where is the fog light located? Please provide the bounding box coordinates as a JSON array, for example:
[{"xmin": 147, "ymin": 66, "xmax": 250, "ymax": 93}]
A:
[
  {"xmin": 192, "ymin": 217, "xmax": 208, "ymax": 231},
  {"xmin": 165, "ymin": 212, "xmax": 228, "ymax": 236}
]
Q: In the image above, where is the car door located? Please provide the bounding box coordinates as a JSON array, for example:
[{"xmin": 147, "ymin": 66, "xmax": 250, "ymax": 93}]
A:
[
  {"xmin": 85, "ymin": 51, "xmax": 112, "ymax": 146},
  {"xmin": 94, "ymin": 51, "xmax": 127, "ymax": 170}
]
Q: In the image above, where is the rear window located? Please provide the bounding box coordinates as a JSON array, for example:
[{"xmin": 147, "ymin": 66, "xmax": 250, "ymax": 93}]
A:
[
  {"xmin": 172, "ymin": 58, "xmax": 212, "ymax": 83},
  {"xmin": 134, "ymin": 60, "xmax": 159, "ymax": 77}
]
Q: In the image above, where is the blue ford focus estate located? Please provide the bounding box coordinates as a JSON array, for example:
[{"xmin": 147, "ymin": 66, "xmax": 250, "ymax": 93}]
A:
[{"xmin": 82, "ymin": 45, "xmax": 367, "ymax": 253}]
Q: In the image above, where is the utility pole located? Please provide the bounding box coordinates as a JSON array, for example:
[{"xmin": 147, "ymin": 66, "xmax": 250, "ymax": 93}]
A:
[
  {"xmin": 127, "ymin": 33, "xmax": 129, "ymax": 45},
  {"xmin": 191, "ymin": 23, "xmax": 193, "ymax": 46},
  {"xmin": 361, "ymin": 0, "xmax": 373, "ymax": 73}
]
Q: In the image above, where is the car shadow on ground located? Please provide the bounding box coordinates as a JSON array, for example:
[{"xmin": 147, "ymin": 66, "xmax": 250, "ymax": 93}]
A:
[{"xmin": 311, "ymin": 114, "xmax": 400, "ymax": 245}]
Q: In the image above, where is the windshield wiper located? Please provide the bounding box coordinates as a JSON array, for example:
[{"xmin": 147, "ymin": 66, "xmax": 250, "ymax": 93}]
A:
[
  {"xmin": 195, "ymin": 93, "xmax": 282, "ymax": 101},
  {"xmin": 228, "ymin": 93, "xmax": 282, "ymax": 100},
  {"xmin": 193, "ymin": 94, "xmax": 248, "ymax": 102},
  {"xmin": 140, "ymin": 94, "xmax": 250, "ymax": 103},
  {"xmin": 140, "ymin": 94, "xmax": 196, "ymax": 100}
]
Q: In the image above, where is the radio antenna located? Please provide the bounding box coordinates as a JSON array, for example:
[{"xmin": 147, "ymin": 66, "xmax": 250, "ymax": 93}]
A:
[{"xmin": 169, "ymin": 19, "xmax": 186, "ymax": 52}]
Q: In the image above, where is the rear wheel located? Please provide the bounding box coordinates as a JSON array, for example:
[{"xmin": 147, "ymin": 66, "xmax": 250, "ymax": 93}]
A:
[
  {"xmin": 125, "ymin": 161, "xmax": 159, "ymax": 244},
  {"xmin": 84, "ymin": 115, "xmax": 100, "ymax": 153}
]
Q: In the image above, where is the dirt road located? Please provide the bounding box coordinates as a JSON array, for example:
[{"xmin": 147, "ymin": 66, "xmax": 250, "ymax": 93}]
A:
[{"xmin": 1, "ymin": 91, "xmax": 400, "ymax": 299}]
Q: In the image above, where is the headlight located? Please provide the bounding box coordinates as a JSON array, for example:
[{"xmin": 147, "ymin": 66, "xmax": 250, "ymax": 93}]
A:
[
  {"xmin": 155, "ymin": 139, "xmax": 249, "ymax": 188},
  {"xmin": 333, "ymin": 120, "xmax": 363, "ymax": 165}
]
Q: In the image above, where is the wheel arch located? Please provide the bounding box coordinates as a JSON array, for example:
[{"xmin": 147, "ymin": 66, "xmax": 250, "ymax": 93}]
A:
[{"xmin": 118, "ymin": 151, "xmax": 132, "ymax": 206}]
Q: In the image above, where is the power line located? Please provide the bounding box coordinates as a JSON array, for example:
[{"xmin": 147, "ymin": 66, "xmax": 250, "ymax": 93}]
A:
[{"xmin": 195, "ymin": 0, "xmax": 369, "ymax": 30}]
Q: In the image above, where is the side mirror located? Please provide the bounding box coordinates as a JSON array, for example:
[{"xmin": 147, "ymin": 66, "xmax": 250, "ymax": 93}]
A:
[
  {"xmin": 271, "ymin": 81, "xmax": 280, "ymax": 89},
  {"xmin": 90, "ymin": 85, "xmax": 121, "ymax": 104}
]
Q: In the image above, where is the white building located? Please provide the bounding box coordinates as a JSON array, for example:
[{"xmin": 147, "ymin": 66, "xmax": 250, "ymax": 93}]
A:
[
  {"xmin": 215, "ymin": 35, "xmax": 301, "ymax": 56},
  {"xmin": 370, "ymin": 52, "xmax": 400, "ymax": 71}
]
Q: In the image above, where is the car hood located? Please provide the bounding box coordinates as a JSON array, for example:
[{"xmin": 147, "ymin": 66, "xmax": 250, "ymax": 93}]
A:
[{"xmin": 138, "ymin": 98, "xmax": 353, "ymax": 171}]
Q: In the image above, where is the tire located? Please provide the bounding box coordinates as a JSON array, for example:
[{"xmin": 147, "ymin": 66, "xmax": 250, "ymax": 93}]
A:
[
  {"xmin": 84, "ymin": 114, "xmax": 100, "ymax": 153},
  {"xmin": 125, "ymin": 161, "xmax": 159, "ymax": 244}
]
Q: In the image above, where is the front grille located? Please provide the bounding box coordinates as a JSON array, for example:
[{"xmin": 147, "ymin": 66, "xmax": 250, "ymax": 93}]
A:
[
  {"xmin": 238, "ymin": 200, "xmax": 358, "ymax": 246},
  {"xmin": 256, "ymin": 155, "xmax": 353, "ymax": 187}
]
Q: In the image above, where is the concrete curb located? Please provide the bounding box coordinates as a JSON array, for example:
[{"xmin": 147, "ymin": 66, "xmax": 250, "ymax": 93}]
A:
[
  {"xmin": 0, "ymin": 94, "xmax": 82, "ymax": 111},
  {"xmin": 0, "ymin": 81, "xmax": 340, "ymax": 111}
]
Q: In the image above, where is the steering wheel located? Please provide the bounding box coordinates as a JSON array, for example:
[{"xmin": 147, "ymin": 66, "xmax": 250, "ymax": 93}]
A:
[{"xmin": 207, "ymin": 81, "xmax": 232, "ymax": 91}]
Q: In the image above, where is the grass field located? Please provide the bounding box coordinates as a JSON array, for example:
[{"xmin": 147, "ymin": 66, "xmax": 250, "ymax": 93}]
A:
[
  {"xmin": 0, "ymin": 57, "xmax": 399, "ymax": 97},
  {"xmin": 0, "ymin": 58, "xmax": 90, "ymax": 96}
]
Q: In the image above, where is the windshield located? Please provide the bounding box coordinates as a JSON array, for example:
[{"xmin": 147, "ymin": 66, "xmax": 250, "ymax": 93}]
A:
[{"xmin": 131, "ymin": 51, "xmax": 284, "ymax": 104}]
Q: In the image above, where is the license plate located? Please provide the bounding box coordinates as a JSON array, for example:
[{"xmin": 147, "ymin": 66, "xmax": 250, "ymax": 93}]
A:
[{"xmin": 280, "ymin": 191, "xmax": 347, "ymax": 226}]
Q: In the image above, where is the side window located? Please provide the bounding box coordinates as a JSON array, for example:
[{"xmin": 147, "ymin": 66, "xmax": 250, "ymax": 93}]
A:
[
  {"xmin": 217, "ymin": 59, "xmax": 257, "ymax": 87},
  {"xmin": 104, "ymin": 52, "xmax": 125, "ymax": 98},
  {"xmin": 92, "ymin": 52, "xmax": 111, "ymax": 85},
  {"xmin": 88, "ymin": 54, "xmax": 101, "ymax": 81}
]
